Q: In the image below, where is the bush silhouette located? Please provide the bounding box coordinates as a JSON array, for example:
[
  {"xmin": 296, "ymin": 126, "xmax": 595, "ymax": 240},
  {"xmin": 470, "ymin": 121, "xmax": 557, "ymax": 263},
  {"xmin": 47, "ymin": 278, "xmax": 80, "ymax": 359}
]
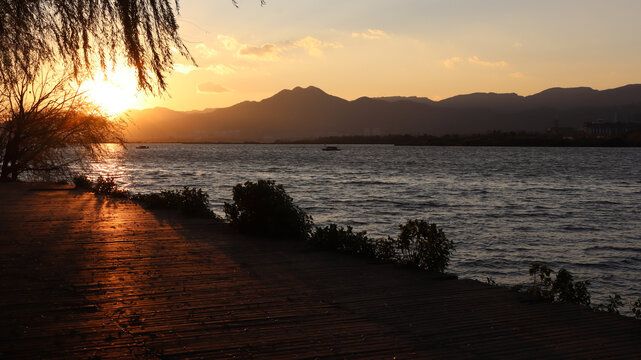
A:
[
  {"xmin": 224, "ymin": 180, "xmax": 313, "ymax": 240},
  {"xmin": 392, "ymin": 219, "xmax": 455, "ymax": 273},
  {"xmin": 514, "ymin": 263, "xmax": 591, "ymax": 306},
  {"xmin": 92, "ymin": 176, "xmax": 130, "ymax": 198},
  {"xmin": 309, "ymin": 224, "xmax": 377, "ymax": 258},
  {"xmin": 132, "ymin": 187, "xmax": 217, "ymax": 219},
  {"xmin": 72, "ymin": 174, "xmax": 93, "ymax": 189}
]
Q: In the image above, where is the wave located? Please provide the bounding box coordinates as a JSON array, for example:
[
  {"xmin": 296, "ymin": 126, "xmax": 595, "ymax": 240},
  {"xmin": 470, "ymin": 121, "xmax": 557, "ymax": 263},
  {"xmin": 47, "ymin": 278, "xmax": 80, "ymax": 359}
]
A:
[{"xmin": 585, "ymin": 245, "xmax": 641, "ymax": 253}]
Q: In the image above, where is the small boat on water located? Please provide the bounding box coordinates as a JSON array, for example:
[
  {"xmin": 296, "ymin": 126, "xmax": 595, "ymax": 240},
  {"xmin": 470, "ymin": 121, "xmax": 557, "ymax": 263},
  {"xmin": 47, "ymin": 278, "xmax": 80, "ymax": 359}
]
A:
[
  {"xmin": 322, "ymin": 146, "xmax": 340, "ymax": 151},
  {"xmin": 136, "ymin": 145, "xmax": 150, "ymax": 149}
]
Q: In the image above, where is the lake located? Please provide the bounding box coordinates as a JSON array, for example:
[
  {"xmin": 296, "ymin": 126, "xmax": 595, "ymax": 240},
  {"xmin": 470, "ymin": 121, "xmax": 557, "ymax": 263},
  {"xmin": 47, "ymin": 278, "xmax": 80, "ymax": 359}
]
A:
[{"xmin": 92, "ymin": 144, "xmax": 641, "ymax": 305}]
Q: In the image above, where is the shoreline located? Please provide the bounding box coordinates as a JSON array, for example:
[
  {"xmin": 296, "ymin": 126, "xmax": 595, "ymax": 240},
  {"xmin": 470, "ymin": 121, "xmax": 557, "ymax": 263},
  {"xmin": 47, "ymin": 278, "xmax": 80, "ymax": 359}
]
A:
[
  {"xmin": 1, "ymin": 182, "xmax": 640, "ymax": 358},
  {"xmin": 125, "ymin": 141, "xmax": 641, "ymax": 148}
]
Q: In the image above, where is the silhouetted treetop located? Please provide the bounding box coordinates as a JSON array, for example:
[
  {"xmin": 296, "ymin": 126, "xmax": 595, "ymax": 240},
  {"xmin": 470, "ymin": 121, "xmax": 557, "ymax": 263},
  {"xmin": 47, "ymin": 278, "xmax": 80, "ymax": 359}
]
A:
[{"xmin": 0, "ymin": 0, "xmax": 263, "ymax": 93}]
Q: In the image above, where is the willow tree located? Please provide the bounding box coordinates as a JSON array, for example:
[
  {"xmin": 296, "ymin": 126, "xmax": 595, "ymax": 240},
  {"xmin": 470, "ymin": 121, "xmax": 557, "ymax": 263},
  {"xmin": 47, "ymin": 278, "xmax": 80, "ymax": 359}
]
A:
[
  {"xmin": 0, "ymin": 0, "xmax": 264, "ymax": 92},
  {"xmin": 0, "ymin": 63, "xmax": 124, "ymax": 181},
  {"xmin": 0, "ymin": 0, "xmax": 263, "ymax": 180}
]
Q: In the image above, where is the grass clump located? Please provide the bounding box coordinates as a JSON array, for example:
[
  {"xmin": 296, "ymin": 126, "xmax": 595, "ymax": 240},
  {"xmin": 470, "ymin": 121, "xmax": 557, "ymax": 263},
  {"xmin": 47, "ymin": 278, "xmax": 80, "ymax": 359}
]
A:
[
  {"xmin": 224, "ymin": 180, "xmax": 313, "ymax": 240},
  {"xmin": 131, "ymin": 187, "xmax": 218, "ymax": 219}
]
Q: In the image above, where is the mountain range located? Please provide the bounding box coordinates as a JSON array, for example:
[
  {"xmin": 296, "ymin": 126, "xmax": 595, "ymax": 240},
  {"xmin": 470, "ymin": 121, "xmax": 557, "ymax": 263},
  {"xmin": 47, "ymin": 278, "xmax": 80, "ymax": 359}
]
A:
[{"xmin": 124, "ymin": 84, "xmax": 641, "ymax": 142}]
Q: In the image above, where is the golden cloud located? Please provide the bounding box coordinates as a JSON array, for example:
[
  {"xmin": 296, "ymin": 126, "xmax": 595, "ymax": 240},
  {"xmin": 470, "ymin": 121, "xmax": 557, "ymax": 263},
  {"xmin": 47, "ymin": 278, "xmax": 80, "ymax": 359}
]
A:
[
  {"xmin": 238, "ymin": 44, "xmax": 280, "ymax": 60},
  {"xmin": 293, "ymin": 36, "xmax": 342, "ymax": 56},
  {"xmin": 206, "ymin": 64, "xmax": 236, "ymax": 75},
  {"xmin": 468, "ymin": 56, "xmax": 508, "ymax": 68},
  {"xmin": 195, "ymin": 43, "xmax": 217, "ymax": 58},
  {"xmin": 442, "ymin": 56, "xmax": 464, "ymax": 69},
  {"xmin": 352, "ymin": 29, "xmax": 390, "ymax": 40},
  {"xmin": 173, "ymin": 63, "xmax": 198, "ymax": 74},
  {"xmin": 218, "ymin": 35, "xmax": 240, "ymax": 51}
]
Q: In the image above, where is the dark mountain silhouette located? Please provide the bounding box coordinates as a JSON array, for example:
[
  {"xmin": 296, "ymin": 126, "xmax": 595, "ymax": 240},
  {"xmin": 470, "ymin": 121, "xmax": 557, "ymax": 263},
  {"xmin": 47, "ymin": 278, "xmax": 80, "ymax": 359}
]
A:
[
  {"xmin": 125, "ymin": 85, "xmax": 641, "ymax": 142},
  {"xmin": 437, "ymin": 92, "xmax": 525, "ymax": 112},
  {"xmin": 376, "ymin": 96, "xmax": 436, "ymax": 105}
]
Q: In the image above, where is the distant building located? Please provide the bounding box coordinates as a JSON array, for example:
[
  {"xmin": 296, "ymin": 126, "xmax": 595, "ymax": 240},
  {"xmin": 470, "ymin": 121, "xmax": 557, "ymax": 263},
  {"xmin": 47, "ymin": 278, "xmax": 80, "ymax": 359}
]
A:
[{"xmin": 583, "ymin": 122, "xmax": 641, "ymax": 138}]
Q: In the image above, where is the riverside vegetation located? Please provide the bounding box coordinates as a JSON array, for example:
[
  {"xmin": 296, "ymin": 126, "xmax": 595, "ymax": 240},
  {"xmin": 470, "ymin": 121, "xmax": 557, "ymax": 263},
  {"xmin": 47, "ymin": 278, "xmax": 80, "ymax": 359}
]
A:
[
  {"xmin": 73, "ymin": 175, "xmax": 218, "ymax": 219},
  {"xmin": 500, "ymin": 263, "xmax": 641, "ymax": 319},
  {"xmin": 73, "ymin": 175, "xmax": 640, "ymax": 318}
]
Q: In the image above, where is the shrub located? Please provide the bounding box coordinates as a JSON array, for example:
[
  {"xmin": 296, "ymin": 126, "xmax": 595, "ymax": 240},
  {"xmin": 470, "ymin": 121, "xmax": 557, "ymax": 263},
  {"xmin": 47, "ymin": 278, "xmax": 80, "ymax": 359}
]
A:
[
  {"xmin": 131, "ymin": 187, "xmax": 217, "ymax": 219},
  {"xmin": 554, "ymin": 268, "xmax": 591, "ymax": 305},
  {"xmin": 631, "ymin": 298, "xmax": 641, "ymax": 319},
  {"xmin": 93, "ymin": 176, "xmax": 130, "ymax": 198},
  {"xmin": 391, "ymin": 219, "xmax": 455, "ymax": 273},
  {"xmin": 224, "ymin": 180, "xmax": 313, "ymax": 240},
  {"xmin": 72, "ymin": 174, "xmax": 93, "ymax": 189},
  {"xmin": 309, "ymin": 224, "xmax": 377, "ymax": 258},
  {"xmin": 593, "ymin": 294, "xmax": 624, "ymax": 314},
  {"xmin": 373, "ymin": 236, "xmax": 396, "ymax": 261},
  {"xmin": 515, "ymin": 263, "xmax": 591, "ymax": 306}
]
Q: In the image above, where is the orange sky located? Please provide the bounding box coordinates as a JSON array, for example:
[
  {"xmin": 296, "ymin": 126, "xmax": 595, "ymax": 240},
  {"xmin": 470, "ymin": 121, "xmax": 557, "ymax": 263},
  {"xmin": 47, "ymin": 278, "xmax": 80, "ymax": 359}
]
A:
[{"xmin": 88, "ymin": 0, "xmax": 641, "ymax": 113}]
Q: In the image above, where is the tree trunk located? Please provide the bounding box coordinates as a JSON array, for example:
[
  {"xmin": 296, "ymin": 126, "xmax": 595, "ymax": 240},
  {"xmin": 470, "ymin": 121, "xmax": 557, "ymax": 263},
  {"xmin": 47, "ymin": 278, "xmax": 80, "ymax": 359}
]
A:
[
  {"xmin": 1, "ymin": 134, "xmax": 19, "ymax": 181},
  {"xmin": 0, "ymin": 160, "xmax": 10, "ymax": 181}
]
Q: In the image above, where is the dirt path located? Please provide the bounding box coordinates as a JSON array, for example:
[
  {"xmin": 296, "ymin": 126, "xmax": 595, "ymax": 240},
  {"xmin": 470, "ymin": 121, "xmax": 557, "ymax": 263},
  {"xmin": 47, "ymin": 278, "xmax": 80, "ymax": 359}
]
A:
[{"xmin": 1, "ymin": 183, "xmax": 639, "ymax": 359}]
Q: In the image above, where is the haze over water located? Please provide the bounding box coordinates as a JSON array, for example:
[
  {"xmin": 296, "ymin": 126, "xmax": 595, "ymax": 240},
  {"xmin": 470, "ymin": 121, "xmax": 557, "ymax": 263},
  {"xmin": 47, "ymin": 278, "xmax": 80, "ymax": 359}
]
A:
[{"xmin": 94, "ymin": 144, "xmax": 641, "ymax": 304}]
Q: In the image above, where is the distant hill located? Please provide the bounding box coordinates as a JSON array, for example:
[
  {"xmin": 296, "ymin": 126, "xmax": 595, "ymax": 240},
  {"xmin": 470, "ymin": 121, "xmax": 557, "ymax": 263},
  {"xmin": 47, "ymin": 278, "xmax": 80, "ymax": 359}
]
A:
[
  {"xmin": 375, "ymin": 96, "xmax": 436, "ymax": 105},
  {"xmin": 124, "ymin": 85, "xmax": 641, "ymax": 142}
]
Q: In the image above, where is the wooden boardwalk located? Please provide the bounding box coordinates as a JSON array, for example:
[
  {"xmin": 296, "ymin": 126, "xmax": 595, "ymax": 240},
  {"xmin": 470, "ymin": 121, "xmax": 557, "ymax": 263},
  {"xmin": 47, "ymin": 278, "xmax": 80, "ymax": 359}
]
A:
[{"xmin": 0, "ymin": 183, "xmax": 639, "ymax": 359}]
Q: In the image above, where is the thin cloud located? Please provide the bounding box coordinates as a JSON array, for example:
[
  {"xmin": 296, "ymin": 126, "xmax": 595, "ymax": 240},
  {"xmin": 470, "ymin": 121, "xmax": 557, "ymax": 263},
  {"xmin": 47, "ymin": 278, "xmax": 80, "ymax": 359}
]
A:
[
  {"xmin": 173, "ymin": 63, "xmax": 198, "ymax": 74},
  {"xmin": 468, "ymin": 56, "xmax": 508, "ymax": 68},
  {"xmin": 238, "ymin": 44, "xmax": 280, "ymax": 60},
  {"xmin": 513, "ymin": 42, "xmax": 523, "ymax": 49},
  {"xmin": 442, "ymin": 56, "xmax": 463, "ymax": 69},
  {"xmin": 195, "ymin": 43, "xmax": 217, "ymax": 58},
  {"xmin": 218, "ymin": 35, "xmax": 239, "ymax": 51},
  {"xmin": 352, "ymin": 29, "xmax": 390, "ymax": 40},
  {"xmin": 509, "ymin": 72, "xmax": 525, "ymax": 78},
  {"xmin": 197, "ymin": 82, "xmax": 229, "ymax": 93},
  {"xmin": 293, "ymin": 36, "xmax": 342, "ymax": 56},
  {"xmin": 206, "ymin": 64, "xmax": 236, "ymax": 75},
  {"xmin": 217, "ymin": 34, "xmax": 341, "ymax": 60}
]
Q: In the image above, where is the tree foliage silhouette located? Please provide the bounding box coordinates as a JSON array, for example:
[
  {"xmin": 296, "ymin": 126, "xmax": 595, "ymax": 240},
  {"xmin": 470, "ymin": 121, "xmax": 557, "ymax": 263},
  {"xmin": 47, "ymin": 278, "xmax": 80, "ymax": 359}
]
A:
[
  {"xmin": 0, "ymin": 0, "xmax": 263, "ymax": 180},
  {"xmin": 0, "ymin": 61, "xmax": 123, "ymax": 181},
  {"xmin": 0, "ymin": 0, "xmax": 264, "ymax": 93}
]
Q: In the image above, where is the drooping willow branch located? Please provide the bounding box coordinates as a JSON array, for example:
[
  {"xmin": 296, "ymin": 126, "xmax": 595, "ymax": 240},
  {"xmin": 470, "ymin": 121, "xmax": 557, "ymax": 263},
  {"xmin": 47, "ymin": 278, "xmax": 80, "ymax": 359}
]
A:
[{"xmin": 0, "ymin": 0, "xmax": 264, "ymax": 94}]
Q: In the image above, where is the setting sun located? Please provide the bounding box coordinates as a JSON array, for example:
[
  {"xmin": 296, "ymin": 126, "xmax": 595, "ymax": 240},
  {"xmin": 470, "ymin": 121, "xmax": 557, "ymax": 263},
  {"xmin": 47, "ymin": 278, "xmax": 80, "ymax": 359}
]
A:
[{"xmin": 82, "ymin": 66, "xmax": 141, "ymax": 116}]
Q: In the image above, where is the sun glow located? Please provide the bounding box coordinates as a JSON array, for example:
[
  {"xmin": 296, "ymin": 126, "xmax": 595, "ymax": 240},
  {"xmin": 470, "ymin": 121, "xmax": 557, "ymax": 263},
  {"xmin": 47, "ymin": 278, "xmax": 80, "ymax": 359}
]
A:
[{"xmin": 82, "ymin": 66, "xmax": 141, "ymax": 116}]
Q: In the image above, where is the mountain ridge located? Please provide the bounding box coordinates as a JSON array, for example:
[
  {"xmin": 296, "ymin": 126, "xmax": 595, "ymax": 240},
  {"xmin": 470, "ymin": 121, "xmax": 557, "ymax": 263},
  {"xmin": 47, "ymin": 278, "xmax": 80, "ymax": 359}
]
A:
[{"xmin": 125, "ymin": 85, "xmax": 641, "ymax": 142}]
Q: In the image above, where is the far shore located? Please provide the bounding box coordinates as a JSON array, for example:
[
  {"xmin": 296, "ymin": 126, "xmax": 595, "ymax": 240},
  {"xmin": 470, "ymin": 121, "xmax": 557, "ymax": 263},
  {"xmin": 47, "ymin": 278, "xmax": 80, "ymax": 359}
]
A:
[{"xmin": 124, "ymin": 132, "xmax": 641, "ymax": 147}]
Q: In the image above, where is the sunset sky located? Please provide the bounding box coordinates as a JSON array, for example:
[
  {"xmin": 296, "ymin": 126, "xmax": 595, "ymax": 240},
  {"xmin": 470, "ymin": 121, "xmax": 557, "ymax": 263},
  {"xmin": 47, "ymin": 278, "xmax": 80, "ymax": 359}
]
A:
[{"xmin": 112, "ymin": 0, "xmax": 641, "ymax": 111}]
